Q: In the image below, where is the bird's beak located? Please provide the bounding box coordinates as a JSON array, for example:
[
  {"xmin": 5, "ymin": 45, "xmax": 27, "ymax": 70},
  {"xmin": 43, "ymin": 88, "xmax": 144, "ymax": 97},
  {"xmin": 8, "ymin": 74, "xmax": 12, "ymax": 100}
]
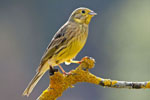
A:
[{"xmin": 88, "ymin": 11, "xmax": 97, "ymax": 16}]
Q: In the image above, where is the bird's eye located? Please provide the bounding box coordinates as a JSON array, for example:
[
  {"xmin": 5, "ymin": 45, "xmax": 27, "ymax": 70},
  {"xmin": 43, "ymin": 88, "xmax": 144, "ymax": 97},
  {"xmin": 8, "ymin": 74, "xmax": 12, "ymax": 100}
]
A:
[{"xmin": 81, "ymin": 10, "xmax": 85, "ymax": 14}]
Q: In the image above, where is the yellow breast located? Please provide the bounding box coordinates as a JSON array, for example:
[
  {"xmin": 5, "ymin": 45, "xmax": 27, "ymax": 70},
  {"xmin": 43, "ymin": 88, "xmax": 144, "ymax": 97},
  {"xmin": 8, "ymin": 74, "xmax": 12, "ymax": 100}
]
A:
[
  {"xmin": 55, "ymin": 25, "xmax": 88, "ymax": 64},
  {"xmin": 67, "ymin": 32, "xmax": 88, "ymax": 58},
  {"xmin": 56, "ymin": 32, "xmax": 87, "ymax": 63}
]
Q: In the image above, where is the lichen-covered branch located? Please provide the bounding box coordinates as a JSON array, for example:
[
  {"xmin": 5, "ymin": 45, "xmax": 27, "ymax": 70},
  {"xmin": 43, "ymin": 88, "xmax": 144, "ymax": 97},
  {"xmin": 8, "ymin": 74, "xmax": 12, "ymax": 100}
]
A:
[{"xmin": 37, "ymin": 57, "xmax": 150, "ymax": 100}]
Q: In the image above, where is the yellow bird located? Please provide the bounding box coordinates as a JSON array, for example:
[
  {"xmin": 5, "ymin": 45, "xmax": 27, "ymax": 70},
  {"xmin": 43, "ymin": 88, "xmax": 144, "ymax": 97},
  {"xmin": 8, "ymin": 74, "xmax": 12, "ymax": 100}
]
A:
[{"xmin": 23, "ymin": 7, "xmax": 97, "ymax": 97}]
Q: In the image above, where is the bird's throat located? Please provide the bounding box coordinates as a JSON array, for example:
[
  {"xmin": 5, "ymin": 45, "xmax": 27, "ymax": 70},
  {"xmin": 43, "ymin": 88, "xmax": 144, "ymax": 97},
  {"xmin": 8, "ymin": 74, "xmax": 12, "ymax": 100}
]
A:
[{"xmin": 73, "ymin": 17, "xmax": 92, "ymax": 25}]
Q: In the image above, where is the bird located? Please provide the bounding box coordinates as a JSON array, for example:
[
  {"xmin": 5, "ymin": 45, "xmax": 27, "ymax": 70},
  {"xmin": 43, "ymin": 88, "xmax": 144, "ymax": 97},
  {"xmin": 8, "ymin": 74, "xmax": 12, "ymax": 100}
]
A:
[{"xmin": 22, "ymin": 7, "xmax": 97, "ymax": 97}]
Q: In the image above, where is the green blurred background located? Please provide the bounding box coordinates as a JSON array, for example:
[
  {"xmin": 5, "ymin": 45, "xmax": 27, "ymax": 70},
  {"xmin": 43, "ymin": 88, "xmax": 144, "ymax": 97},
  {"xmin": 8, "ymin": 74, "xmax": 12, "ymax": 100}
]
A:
[{"xmin": 0, "ymin": 0, "xmax": 150, "ymax": 100}]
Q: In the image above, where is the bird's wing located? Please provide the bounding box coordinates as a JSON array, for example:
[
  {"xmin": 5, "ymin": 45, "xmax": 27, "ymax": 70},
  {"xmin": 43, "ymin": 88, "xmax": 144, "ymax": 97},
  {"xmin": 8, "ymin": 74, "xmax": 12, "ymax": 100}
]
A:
[{"xmin": 36, "ymin": 23, "xmax": 68, "ymax": 72}]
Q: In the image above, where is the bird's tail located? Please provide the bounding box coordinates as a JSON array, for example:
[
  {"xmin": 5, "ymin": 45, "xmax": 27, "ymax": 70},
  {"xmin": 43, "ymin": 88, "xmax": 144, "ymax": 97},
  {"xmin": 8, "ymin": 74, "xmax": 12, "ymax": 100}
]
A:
[
  {"xmin": 22, "ymin": 69, "xmax": 46, "ymax": 97},
  {"xmin": 22, "ymin": 71, "xmax": 44, "ymax": 97}
]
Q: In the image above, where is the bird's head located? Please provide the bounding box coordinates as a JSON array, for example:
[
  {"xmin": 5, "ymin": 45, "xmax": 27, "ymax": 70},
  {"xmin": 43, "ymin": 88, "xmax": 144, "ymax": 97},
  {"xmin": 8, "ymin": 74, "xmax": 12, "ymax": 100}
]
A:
[{"xmin": 69, "ymin": 7, "xmax": 97, "ymax": 25}]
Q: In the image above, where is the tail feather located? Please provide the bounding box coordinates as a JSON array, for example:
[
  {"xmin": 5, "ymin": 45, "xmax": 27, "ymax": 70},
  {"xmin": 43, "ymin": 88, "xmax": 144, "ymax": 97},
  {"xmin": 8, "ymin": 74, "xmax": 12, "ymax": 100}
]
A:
[
  {"xmin": 23, "ymin": 61, "xmax": 50, "ymax": 97},
  {"xmin": 22, "ymin": 71, "xmax": 44, "ymax": 97}
]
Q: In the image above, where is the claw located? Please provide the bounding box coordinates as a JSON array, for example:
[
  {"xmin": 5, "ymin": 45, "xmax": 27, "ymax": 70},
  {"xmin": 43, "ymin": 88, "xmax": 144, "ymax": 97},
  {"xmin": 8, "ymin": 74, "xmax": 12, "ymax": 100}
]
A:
[
  {"xmin": 49, "ymin": 66, "xmax": 58, "ymax": 76},
  {"xmin": 80, "ymin": 56, "xmax": 89, "ymax": 62}
]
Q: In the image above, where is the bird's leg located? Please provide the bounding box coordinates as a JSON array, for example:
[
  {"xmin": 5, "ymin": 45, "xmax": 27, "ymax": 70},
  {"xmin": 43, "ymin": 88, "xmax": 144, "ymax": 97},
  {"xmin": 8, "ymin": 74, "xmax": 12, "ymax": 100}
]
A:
[
  {"xmin": 61, "ymin": 57, "xmax": 89, "ymax": 75},
  {"xmin": 58, "ymin": 64, "xmax": 72, "ymax": 75},
  {"xmin": 68, "ymin": 57, "xmax": 89, "ymax": 64},
  {"xmin": 49, "ymin": 66, "xmax": 58, "ymax": 76},
  {"xmin": 65, "ymin": 59, "xmax": 81, "ymax": 64},
  {"xmin": 70, "ymin": 60, "xmax": 81, "ymax": 64},
  {"xmin": 49, "ymin": 66, "xmax": 54, "ymax": 76}
]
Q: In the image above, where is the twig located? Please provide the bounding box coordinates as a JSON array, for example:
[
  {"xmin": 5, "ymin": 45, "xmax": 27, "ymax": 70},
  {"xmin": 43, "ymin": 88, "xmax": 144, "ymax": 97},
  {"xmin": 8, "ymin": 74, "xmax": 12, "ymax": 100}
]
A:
[{"xmin": 37, "ymin": 57, "xmax": 150, "ymax": 100}]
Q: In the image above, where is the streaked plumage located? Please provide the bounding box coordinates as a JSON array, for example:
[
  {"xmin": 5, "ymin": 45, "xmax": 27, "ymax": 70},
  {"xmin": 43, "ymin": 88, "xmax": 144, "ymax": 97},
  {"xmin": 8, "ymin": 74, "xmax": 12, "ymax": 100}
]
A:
[{"xmin": 23, "ymin": 7, "xmax": 96, "ymax": 97}]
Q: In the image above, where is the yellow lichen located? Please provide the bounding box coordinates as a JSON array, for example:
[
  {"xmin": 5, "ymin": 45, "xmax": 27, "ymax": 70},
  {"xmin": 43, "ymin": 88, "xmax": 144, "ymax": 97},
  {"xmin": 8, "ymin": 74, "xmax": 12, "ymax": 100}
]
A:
[
  {"xmin": 103, "ymin": 79, "xmax": 111, "ymax": 86},
  {"xmin": 112, "ymin": 80, "xmax": 118, "ymax": 85},
  {"xmin": 38, "ymin": 57, "xmax": 96, "ymax": 100},
  {"xmin": 145, "ymin": 81, "xmax": 150, "ymax": 88},
  {"xmin": 37, "ymin": 56, "xmax": 150, "ymax": 100}
]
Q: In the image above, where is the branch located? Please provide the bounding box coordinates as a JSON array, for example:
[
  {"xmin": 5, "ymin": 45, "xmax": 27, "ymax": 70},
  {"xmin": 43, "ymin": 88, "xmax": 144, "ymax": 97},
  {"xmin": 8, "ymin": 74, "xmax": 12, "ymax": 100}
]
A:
[{"xmin": 37, "ymin": 57, "xmax": 150, "ymax": 100}]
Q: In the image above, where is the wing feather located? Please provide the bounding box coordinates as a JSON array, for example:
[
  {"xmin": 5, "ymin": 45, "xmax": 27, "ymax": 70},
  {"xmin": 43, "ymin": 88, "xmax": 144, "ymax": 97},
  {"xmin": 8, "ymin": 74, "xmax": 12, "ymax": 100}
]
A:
[{"xmin": 37, "ymin": 22, "xmax": 73, "ymax": 71}]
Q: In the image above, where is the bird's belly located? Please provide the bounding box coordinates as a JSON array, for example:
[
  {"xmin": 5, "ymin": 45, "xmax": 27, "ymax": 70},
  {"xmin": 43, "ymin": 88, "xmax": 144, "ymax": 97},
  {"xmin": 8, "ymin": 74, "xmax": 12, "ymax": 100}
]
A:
[
  {"xmin": 67, "ymin": 40, "xmax": 84, "ymax": 58},
  {"xmin": 53, "ymin": 34, "xmax": 87, "ymax": 65}
]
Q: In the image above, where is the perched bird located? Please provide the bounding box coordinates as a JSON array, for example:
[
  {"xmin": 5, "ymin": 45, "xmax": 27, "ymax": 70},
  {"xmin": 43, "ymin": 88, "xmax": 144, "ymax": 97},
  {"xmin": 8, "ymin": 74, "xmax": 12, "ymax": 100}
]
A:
[{"xmin": 22, "ymin": 7, "xmax": 97, "ymax": 97}]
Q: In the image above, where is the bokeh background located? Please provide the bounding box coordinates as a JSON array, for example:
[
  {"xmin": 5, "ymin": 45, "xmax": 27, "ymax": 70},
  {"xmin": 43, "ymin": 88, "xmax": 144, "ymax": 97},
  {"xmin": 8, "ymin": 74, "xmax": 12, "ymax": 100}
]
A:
[{"xmin": 0, "ymin": 0, "xmax": 150, "ymax": 100}]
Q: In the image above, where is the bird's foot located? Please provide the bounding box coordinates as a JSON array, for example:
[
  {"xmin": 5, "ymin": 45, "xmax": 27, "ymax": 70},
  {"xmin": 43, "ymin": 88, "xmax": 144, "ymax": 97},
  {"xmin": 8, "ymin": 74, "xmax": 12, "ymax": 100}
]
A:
[
  {"xmin": 78, "ymin": 56, "xmax": 89, "ymax": 64},
  {"xmin": 49, "ymin": 66, "xmax": 58, "ymax": 76}
]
